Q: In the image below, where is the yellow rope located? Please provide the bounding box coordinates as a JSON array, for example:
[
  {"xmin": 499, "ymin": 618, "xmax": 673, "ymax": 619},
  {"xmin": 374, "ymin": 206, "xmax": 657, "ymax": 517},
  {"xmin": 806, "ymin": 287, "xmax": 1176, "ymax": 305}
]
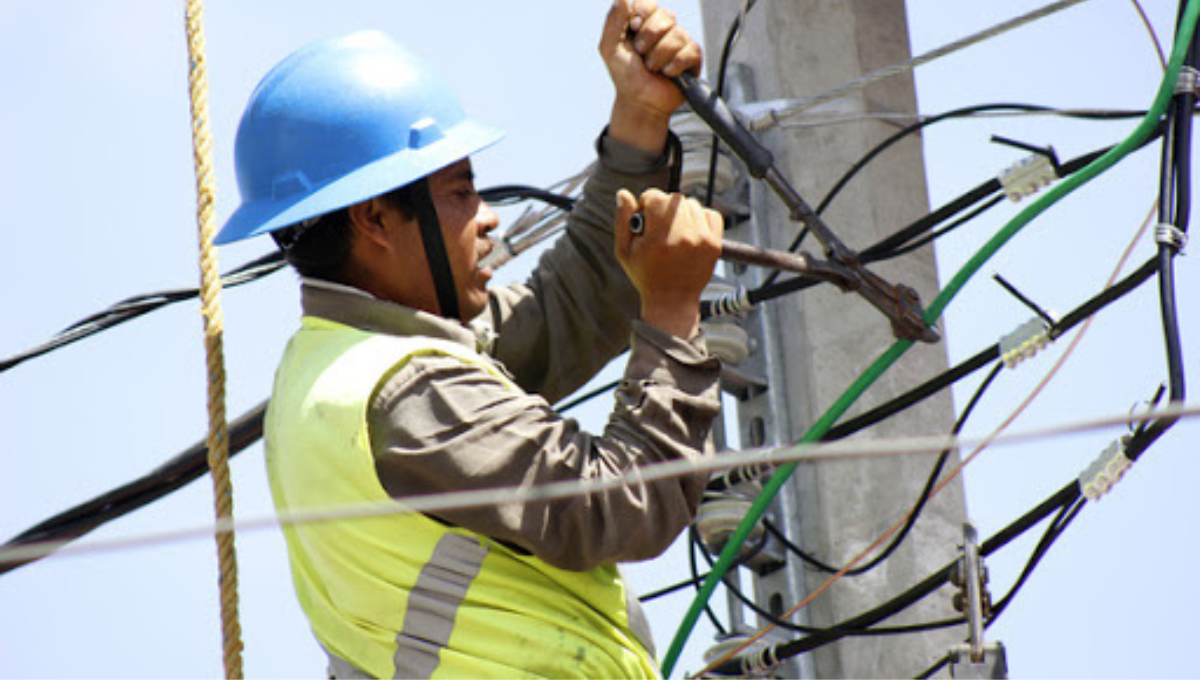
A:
[{"xmin": 184, "ymin": 0, "xmax": 244, "ymax": 677}]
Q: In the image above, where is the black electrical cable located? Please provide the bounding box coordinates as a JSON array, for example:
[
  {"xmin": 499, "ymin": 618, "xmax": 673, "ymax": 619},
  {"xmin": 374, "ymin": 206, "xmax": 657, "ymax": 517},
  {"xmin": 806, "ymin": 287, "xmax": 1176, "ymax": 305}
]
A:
[
  {"xmin": 860, "ymin": 138, "xmax": 1112, "ymax": 264},
  {"xmin": 1, "ymin": 251, "xmax": 285, "ymax": 374},
  {"xmin": 817, "ymin": 106, "xmax": 1138, "ymax": 218},
  {"xmin": 987, "ymin": 497, "xmax": 1085, "ymax": 622},
  {"xmin": 3, "ymin": 183, "xmax": 575, "ymax": 377},
  {"xmin": 710, "ymin": 252, "xmax": 1163, "ymax": 494},
  {"xmin": 1049, "ymin": 258, "xmax": 1159, "ymax": 339},
  {"xmin": 824, "ymin": 346, "xmax": 999, "ymax": 443},
  {"xmin": 1131, "ymin": 15, "xmax": 1196, "ymax": 457},
  {"xmin": 741, "ymin": 137, "xmax": 1151, "ymax": 311},
  {"xmin": 910, "ymin": 494, "xmax": 1086, "ymax": 679},
  {"xmin": 760, "ymin": 104, "xmax": 1148, "ymax": 288},
  {"xmin": 692, "ymin": 527, "xmax": 812, "ymax": 633},
  {"xmin": 478, "ymin": 184, "xmax": 576, "ymax": 212},
  {"xmin": 689, "ymin": 526, "xmax": 729, "ymax": 636},
  {"xmin": 759, "ymin": 362, "xmax": 1004, "ymax": 578},
  {"xmin": 706, "ymin": 481, "xmax": 1083, "ymax": 676},
  {"xmin": 691, "ymin": 526, "xmax": 966, "ymax": 637},
  {"xmin": 711, "ymin": 263, "xmax": 1156, "ymax": 492},
  {"xmin": 861, "ymin": 177, "xmax": 1003, "ymax": 263},
  {"xmin": 555, "ymin": 378, "xmax": 620, "ymax": 413},
  {"xmin": 913, "ymin": 653, "xmax": 952, "ymax": 680},
  {"xmin": 878, "ymin": 196, "xmax": 1007, "ymax": 261},
  {"xmin": 0, "ymin": 350, "xmax": 622, "ymax": 577},
  {"xmin": 639, "ymin": 571, "xmax": 713, "ymax": 603},
  {"xmin": 702, "ymin": 0, "xmax": 759, "ymax": 210},
  {"xmin": 0, "ymin": 402, "xmax": 267, "ymax": 575}
]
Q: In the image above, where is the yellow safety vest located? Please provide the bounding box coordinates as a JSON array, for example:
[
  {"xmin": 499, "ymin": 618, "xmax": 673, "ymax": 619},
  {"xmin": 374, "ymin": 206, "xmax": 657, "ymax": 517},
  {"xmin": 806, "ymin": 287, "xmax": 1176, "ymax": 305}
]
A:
[{"xmin": 266, "ymin": 316, "xmax": 660, "ymax": 679}]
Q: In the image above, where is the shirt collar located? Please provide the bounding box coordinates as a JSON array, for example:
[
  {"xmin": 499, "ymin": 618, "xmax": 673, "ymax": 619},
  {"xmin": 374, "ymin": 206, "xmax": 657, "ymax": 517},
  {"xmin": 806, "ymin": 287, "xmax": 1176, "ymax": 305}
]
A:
[{"xmin": 299, "ymin": 277, "xmax": 484, "ymax": 351}]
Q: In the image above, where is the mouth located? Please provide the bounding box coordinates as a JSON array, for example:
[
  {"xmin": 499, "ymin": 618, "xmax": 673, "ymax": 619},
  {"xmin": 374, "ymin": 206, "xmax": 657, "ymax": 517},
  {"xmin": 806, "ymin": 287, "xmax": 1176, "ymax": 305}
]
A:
[
  {"xmin": 477, "ymin": 236, "xmax": 506, "ymax": 273},
  {"xmin": 476, "ymin": 241, "xmax": 495, "ymax": 279}
]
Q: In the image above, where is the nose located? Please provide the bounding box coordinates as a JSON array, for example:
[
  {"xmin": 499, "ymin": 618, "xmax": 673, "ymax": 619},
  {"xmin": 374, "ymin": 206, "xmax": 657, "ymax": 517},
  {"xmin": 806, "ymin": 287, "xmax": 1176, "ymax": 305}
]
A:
[{"xmin": 477, "ymin": 199, "xmax": 499, "ymax": 235}]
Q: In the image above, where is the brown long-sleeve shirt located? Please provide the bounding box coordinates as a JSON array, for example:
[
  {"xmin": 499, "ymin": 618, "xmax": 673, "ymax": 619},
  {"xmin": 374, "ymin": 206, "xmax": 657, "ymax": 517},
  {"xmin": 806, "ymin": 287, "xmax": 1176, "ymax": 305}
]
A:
[{"xmin": 299, "ymin": 132, "xmax": 722, "ymax": 573}]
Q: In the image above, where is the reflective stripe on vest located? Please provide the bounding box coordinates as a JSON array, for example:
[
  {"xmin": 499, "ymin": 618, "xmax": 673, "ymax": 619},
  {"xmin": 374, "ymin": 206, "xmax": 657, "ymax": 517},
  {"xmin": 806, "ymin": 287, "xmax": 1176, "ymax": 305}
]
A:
[
  {"xmin": 394, "ymin": 532, "xmax": 487, "ymax": 679},
  {"xmin": 267, "ymin": 316, "xmax": 660, "ymax": 679}
]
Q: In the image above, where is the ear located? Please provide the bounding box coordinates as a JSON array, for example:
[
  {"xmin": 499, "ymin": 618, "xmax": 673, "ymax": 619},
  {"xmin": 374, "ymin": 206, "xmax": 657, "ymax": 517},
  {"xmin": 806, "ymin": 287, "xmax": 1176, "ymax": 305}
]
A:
[{"xmin": 347, "ymin": 197, "xmax": 393, "ymax": 250}]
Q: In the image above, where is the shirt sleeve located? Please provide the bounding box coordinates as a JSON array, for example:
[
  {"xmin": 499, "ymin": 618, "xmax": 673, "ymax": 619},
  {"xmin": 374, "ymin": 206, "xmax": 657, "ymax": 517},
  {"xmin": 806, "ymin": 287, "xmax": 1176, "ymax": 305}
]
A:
[
  {"xmin": 368, "ymin": 320, "xmax": 721, "ymax": 572},
  {"xmin": 484, "ymin": 130, "xmax": 683, "ymax": 405}
]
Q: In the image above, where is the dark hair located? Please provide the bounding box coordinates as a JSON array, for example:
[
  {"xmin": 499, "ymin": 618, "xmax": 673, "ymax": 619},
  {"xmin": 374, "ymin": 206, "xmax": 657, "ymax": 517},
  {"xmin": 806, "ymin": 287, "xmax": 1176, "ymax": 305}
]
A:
[{"xmin": 272, "ymin": 182, "xmax": 420, "ymax": 282}]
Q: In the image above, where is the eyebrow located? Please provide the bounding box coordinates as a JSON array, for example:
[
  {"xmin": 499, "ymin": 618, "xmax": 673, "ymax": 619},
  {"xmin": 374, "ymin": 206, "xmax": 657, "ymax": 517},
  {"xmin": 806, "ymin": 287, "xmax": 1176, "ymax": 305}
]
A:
[{"xmin": 447, "ymin": 165, "xmax": 475, "ymax": 183}]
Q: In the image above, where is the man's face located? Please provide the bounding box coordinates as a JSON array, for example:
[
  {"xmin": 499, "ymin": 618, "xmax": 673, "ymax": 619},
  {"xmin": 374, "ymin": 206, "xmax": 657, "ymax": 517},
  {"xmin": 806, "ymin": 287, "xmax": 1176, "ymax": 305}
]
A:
[{"xmin": 425, "ymin": 159, "xmax": 499, "ymax": 321}]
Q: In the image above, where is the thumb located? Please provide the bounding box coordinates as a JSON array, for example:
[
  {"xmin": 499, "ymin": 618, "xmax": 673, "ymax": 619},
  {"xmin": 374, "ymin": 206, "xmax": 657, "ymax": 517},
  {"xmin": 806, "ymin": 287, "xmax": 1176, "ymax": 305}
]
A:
[
  {"xmin": 614, "ymin": 188, "xmax": 639, "ymax": 260},
  {"xmin": 599, "ymin": 0, "xmax": 634, "ymax": 59}
]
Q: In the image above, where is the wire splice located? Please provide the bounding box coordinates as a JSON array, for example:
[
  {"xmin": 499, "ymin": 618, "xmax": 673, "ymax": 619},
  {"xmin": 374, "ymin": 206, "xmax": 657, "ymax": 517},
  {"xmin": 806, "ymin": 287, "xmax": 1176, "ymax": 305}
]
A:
[
  {"xmin": 1078, "ymin": 435, "xmax": 1133, "ymax": 501},
  {"xmin": 998, "ymin": 151, "xmax": 1058, "ymax": 202},
  {"xmin": 740, "ymin": 642, "xmax": 780, "ymax": 677},
  {"xmin": 1154, "ymin": 222, "xmax": 1188, "ymax": 252},
  {"xmin": 999, "ymin": 316, "xmax": 1052, "ymax": 368},
  {"xmin": 707, "ymin": 286, "xmax": 755, "ymax": 317},
  {"xmin": 1175, "ymin": 65, "xmax": 1200, "ymax": 95}
]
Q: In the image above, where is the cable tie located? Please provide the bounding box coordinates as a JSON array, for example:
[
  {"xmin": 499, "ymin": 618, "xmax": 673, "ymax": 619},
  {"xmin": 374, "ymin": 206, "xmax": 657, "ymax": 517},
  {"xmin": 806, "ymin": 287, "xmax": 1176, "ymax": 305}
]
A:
[
  {"xmin": 1154, "ymin": 223, "xmax": 1188, "ymax": 252},
  {"xmin": 708, "ymin": 286, "xmax": 755, "ymax": 317},
  {"xmin": 1175, "ymin": 66, "xmax": 1200, "ymax": 97},
  {"xmin": 1078, "ymin": 435, "xmax": 1132, "ymax": 501},
  {"xmin": 998, "ymin": 152, "xmax": 1057, "ymax": 202},
  {"xmin": 998, "ymin": 316, "xmax": 1052, "ymax": 368}
]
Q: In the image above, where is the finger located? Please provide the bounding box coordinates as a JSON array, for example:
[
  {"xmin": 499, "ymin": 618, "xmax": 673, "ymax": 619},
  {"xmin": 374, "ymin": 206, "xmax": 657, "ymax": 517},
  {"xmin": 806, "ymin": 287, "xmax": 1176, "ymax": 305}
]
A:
[
  {"xmin": 630, "ymin": 6, "xmax": 675, "ymax": 57},
  {"xmin": 630, "ymin": 0, "xmax": 660, "ymax": 33},
  {"xmin": 614, "ymin": 188, "xmax": 640, "ymax": 260},
  {"xmin": 705, "ymin": 206, "xmax": 726, "ymax": 242},
  {"xmin": 643, "ymin": 25, "xmax": 692, "ymax": 74},
  {"xmin": 638, "ymin": 188, "xmax": 671, "ymax": 227},
  {"xmin": 663, "ymin": 37, "xmax": 703, "ymax": 77},
  {"xmin": 600, "ymin": 0, "xmax": 634, "ymax": 58},
  {"xmin": 682, "ymin": 196, "xmax": 711, "ymax": 240}
]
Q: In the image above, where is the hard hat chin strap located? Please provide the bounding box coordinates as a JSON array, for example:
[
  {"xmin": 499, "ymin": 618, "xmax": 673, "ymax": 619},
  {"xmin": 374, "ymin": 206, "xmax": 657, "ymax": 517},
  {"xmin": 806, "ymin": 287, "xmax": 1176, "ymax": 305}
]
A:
[{"xmin": 409, "ymin": 177, "xmax": 461, "ymax": 321}]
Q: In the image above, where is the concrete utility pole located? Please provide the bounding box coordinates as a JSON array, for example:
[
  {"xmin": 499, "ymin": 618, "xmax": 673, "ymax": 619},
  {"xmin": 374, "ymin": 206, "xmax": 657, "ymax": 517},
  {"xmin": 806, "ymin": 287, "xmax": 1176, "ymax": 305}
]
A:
[{"xmin": 693, "ymin": 1, "xmax": 970, "ymax": 677}]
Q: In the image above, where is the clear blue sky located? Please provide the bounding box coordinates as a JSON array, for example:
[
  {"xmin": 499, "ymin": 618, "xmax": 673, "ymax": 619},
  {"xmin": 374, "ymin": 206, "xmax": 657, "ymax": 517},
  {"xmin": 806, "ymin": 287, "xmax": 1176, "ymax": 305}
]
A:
[{"xmin": 1, "ymin": 1, "xmax": 1196, "ymax": 678}]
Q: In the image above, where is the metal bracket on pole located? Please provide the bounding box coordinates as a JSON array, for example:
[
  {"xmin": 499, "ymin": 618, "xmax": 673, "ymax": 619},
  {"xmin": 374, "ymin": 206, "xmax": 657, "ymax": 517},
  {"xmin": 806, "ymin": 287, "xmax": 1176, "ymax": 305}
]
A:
[{"xmin": 949, "ymin": 522, "xmax": 1008, "ymax": 679}]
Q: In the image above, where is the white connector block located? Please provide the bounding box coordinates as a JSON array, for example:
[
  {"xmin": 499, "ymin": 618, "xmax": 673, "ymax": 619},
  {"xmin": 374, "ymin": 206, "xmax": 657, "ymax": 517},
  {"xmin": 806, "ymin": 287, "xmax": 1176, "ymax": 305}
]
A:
[
  {"xmin": 1079, "ymin": 436, "xmax": 1133, "ymax": 501},
  {"xmin": 999, "ymin": 317, "xmax": 1051, "ymax": 368},
  {"xmin": 999, "ymin": 153, "xmax": 1057, "ymax": 202}
]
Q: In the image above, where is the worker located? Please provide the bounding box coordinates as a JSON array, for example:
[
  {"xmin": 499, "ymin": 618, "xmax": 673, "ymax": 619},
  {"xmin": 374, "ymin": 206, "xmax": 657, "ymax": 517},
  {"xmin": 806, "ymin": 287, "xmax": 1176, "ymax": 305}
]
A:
[{"xmin": 216, "ymin": 1, "xmax": 723, "ymax": 678}]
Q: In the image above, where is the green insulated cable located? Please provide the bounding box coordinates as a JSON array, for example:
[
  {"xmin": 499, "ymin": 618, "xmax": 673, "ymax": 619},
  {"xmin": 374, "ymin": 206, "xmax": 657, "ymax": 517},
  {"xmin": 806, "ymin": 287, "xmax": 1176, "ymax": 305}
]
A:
[{"xmin": 661, "ymin": 1, "xmax": 1199, "ymax": 674}]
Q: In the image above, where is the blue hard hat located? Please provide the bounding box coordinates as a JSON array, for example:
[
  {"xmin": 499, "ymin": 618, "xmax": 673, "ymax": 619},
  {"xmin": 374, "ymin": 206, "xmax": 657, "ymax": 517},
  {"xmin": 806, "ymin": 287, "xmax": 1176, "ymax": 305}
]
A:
[{"xmin": 217, "ymin": 30, "xmax": 504, "ymax": 245}]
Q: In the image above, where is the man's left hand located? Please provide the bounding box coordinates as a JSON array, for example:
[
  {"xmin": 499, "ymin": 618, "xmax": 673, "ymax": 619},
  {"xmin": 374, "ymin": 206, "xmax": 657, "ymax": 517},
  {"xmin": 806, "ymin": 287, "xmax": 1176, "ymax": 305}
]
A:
[{"xmin": 599, "ymin": 0, "xmax": 703, "ymax": 153}]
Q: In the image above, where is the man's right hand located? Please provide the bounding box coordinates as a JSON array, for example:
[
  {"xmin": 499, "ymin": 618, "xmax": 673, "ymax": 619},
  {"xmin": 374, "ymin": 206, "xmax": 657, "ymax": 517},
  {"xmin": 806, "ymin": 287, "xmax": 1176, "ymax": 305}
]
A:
[{"xmin": 614, "ymin": 188, "xmax": 724, "ymax": 339}]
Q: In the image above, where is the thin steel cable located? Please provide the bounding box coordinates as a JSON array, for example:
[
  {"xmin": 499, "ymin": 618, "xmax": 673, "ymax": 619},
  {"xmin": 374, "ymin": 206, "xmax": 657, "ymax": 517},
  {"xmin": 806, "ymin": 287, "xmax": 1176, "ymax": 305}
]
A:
[
  {"xmin": 184, "ymin": 0, "xmax": 243, "ymax": 676},
  {"xmin": 747, "ymin": 0, "xmax": 1095, "ymax": 132},
  {"xmin": 3, "ymin": 399, "xmax": 1197, "ymax": 572}
]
